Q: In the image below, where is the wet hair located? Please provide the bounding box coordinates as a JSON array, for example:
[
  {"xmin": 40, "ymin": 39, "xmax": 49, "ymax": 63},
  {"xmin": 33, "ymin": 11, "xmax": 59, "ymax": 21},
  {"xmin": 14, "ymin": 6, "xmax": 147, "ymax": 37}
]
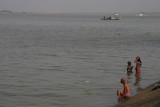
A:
[
  {"xmin": 136, "ymin": 56, "xmax": 142, "ymax": 65},
  {"xmin": 128, "ymin": 61, "xmax": 131, "ymax": 65},
  {"xmin": 121, "ymin": 78, "xmax": 126, "ymax": 84}
]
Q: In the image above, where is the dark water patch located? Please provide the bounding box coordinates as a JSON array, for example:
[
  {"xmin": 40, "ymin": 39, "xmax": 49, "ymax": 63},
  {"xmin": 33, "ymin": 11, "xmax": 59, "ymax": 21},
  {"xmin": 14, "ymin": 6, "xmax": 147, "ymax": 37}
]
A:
[
  {"xmin": 36, "ymin": 68, "xmax": 65, "ymax": 72},
  {"xmin": 36, "ymin": 53, "xmax": 58, "ymax": 57},
  {"xmin": 30, "ymin": 92, "xmax": 68, "ymax": 98}
]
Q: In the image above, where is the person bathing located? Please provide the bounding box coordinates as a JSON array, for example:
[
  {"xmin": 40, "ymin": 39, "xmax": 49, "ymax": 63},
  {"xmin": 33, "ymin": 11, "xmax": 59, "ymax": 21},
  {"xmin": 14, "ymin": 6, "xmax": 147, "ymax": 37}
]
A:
[
  {"xmin": 134, "ymin": 56, "xmax": 142, "ymax": 74},
  {"xmin": 127, "ymin": 61, "xmax": 133, "ymax": 73},
  {"xmin": 117, "ymin": 78, "xmax": 131, "ymax": 102}
]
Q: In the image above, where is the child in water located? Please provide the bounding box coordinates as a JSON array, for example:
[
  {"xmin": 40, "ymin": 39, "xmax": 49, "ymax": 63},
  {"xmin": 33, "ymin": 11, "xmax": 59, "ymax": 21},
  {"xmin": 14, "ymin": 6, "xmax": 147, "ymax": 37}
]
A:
[
  {"xmin": 134, "ymin": 56, "xmax": 142, "ymax": 74},
  {"xmin": 127, "ymin": 61, "xmax": 133, "ymax": 73},
  {"xmin": 117, "ymin": 78, "xmax": 131, "ymax": 102}
]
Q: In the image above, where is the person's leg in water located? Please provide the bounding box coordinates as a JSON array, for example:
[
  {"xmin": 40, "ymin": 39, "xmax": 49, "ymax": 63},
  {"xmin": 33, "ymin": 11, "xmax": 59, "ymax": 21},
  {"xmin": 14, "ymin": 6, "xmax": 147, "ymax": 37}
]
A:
[{"xmin": 117, "ymin": 89, "xmax": 123, "ymax": 102}]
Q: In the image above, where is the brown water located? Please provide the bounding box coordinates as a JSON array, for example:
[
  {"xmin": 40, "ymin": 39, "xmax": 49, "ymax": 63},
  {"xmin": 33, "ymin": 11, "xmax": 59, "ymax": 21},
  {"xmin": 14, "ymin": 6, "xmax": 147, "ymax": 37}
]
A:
[{"xmin": 0, "ymin": 13, "xmax": 160, "ymax": 107}]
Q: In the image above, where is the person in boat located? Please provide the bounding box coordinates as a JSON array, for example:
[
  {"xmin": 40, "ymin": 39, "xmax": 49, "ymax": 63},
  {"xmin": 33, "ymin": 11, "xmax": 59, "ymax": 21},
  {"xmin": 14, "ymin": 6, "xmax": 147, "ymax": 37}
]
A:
[
  {"xmin": 101, "ymin": 16, "xmax": 107, "ymax": 20},
  {"xmin": 117, "ymin": 78, "xmax": 131, "ymax": 102},
  {"xmin": 109, "ymin": 17, "xmax": 112, "ymax": 19},
  {"xmin": 127, "ymin": 61, "xmax": 133, "ymax": 73},
  {"xmin": 103, "ymin": 16, "xmax": 106, "ymax": 20},
  {"xmin": 134, "ymin": 56, "xmax": 142, "ymax": 74}
]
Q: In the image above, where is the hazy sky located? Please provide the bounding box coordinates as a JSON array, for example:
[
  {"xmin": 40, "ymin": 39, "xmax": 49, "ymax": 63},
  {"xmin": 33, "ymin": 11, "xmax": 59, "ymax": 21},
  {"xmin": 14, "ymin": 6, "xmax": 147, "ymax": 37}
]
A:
[{"xmin": 0, "ymin": 0, "xmax": 160, "ymax": 13}]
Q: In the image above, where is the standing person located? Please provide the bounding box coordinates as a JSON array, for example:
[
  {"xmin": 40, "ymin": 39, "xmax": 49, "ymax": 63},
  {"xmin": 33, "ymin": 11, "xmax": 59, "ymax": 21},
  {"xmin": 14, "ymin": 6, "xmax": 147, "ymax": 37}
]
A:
[
  {"xmin": 134, "ymin": 56, "xmax": 142, "ymax": 74},
  {"xmin": 117, "ymin": 78, "xmax": 131, "ymax": 102},
  {"xmin": 127, "ymin": 61, "xmax": 133, "ymax": 73}
]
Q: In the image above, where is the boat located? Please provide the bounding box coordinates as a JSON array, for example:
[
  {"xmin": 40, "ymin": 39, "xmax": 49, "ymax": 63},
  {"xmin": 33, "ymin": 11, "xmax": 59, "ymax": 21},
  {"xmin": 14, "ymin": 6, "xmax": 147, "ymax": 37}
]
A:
[
  {"xmin": 101, "ymin": 14, "xmax": 120, "ymax": 20},
  {"xmin": 116, "ymin": 80, "xmax": 160, "ymax": 107},
  {"xmin": 101, "ymin": 17, "xmax": 119, "ymax": 20},
  {"xmin": 138, "ymin": 14, "xmax": 144, "ymax": 16}
]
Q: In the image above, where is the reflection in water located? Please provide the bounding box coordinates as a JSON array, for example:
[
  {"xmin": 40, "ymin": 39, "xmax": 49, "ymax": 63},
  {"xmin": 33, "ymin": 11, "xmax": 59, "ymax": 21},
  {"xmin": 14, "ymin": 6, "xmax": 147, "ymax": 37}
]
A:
[
  {"xmin": 134, "ymin": 73, "xmax": 141, "ymax": 86},
  {"xmin": 127, "ymin": 72, "xmax": 132, "ymax": 77},
  {"xmin": 126, "ymin": 72, "xmax": 133, "ymax": 84},
  {"xmin": 126, "ymin": 72, "xmax": 142, "ymax": 86},
  {"xmin": 126, "ymin": 72, "xmax": 143, "ymax": 94}
]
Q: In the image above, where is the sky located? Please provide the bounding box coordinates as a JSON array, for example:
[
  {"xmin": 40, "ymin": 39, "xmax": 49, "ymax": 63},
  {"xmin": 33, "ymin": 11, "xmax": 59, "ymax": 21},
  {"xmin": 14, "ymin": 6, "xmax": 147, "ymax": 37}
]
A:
[{"xmin": 0, "ymin": 0, "xmax": 160, "ymax": 13}]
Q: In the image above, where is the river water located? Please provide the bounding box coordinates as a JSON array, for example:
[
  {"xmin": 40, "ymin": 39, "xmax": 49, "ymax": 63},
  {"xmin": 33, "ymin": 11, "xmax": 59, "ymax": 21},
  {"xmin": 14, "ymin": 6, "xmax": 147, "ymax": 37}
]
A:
[{"xmin": 0, "ymin": 13, "xmax": 160, "ymax": 107}]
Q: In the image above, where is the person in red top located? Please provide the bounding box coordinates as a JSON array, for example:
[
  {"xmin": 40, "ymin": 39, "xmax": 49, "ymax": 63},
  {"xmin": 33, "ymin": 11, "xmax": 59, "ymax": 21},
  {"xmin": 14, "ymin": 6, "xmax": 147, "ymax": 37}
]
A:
[
  {"xmin": 117, "ymin": 78, "xmax": 131, "ymax": 102},
  {"xmin": 134, "ymin": 56, "xmax": 142, "ymax": 74}
]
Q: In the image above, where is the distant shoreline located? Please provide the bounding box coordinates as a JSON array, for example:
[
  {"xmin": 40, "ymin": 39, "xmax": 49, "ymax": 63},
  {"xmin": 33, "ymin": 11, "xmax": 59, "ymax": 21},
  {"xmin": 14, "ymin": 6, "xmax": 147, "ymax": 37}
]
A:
[{"xmin": 0, "ymin": 11, "xmax": 160, "ymax": 16}]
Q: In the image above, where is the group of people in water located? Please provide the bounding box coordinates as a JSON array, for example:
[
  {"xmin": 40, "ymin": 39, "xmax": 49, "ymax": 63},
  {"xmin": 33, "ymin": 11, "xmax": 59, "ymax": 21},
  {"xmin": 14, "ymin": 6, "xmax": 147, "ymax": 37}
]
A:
[{"xmin": 117, "ymin": 56, "xmax": 142, "ymax": 102}]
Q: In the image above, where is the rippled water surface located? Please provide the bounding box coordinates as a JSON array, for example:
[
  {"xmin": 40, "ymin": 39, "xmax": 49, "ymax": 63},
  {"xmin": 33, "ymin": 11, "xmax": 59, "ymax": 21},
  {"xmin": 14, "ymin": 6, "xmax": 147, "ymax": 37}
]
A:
[{"xmin": 0, "ymin": 13, "xmax": 160, "ymax": 107}]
